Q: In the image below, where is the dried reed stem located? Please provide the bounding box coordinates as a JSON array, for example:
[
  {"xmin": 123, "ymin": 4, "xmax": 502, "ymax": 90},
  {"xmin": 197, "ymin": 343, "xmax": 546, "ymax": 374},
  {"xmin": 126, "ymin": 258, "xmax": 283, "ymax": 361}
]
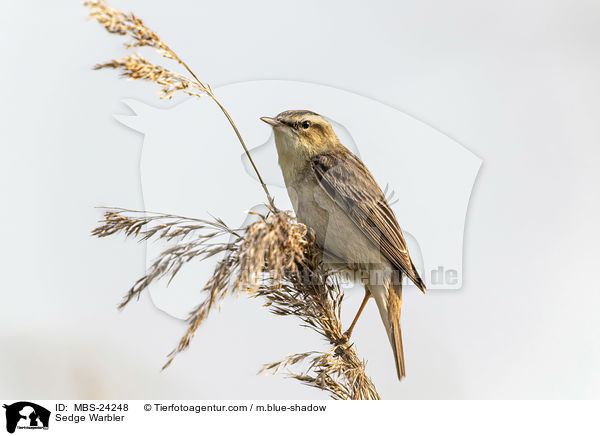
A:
[
  {"xmin": 84, "ymin": 0, "xmax": 274, "ymax": 208},
  {"xmin": 93, "ymin": 209, "xmax": 380, "ymax": 399},
  {"xmin": 86, "ymin": 1, "xmax": 380, "ymax": 399}
]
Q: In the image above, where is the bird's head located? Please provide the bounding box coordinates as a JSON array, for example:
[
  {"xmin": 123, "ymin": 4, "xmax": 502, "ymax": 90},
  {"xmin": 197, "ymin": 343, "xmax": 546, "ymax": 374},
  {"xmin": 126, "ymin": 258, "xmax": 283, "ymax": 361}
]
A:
[{"xmin": 261, "ymin": 110, "xmax": 341, "ymax": 159}]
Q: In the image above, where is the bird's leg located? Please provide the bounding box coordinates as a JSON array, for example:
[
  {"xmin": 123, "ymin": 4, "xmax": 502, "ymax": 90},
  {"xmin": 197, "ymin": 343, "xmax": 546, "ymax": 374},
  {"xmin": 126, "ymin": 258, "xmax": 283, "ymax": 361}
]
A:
[{"xmin": 343, "ymin": 288, "xmax": 371, "ymax": 339}]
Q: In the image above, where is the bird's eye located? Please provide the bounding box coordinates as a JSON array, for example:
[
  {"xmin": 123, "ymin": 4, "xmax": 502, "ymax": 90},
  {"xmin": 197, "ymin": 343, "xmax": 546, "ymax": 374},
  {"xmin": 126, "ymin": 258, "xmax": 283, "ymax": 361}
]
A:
[{"xmin": 301, "ymin": 120, "xmax": 311, "ymax": 129}]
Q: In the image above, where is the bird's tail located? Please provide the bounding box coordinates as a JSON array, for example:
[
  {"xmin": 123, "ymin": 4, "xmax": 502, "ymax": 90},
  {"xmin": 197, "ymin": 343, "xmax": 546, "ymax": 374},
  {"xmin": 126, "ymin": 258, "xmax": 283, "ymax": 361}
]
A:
[{"xmin": 371, "ymin": 281, "xmax": 405, "ymax": 380}]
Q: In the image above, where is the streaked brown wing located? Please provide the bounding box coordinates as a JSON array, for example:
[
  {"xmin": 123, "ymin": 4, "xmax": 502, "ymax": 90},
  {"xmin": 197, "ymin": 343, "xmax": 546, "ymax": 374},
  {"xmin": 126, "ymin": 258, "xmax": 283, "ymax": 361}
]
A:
[{"xmin": 311, "ymin": 150, "xmax": 425, "ymax": 292}]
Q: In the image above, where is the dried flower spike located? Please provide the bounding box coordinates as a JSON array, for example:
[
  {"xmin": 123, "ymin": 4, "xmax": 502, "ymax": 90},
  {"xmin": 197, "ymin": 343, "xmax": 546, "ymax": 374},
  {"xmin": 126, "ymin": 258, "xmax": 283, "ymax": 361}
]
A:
[
  {"xmin": 86, "ymin": 0, "xmax": 379, "ymax": 399},
  {"xmin": 84, "ymin": 0, "xmax": 274, "ymax": 207}
]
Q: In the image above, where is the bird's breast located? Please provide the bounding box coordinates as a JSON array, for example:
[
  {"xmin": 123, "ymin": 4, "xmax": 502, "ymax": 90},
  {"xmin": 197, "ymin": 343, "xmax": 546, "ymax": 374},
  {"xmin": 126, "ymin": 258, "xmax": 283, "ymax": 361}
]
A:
[{"xmin": 287, "ymin": 173, "xmax": 390, "ymax": 276}]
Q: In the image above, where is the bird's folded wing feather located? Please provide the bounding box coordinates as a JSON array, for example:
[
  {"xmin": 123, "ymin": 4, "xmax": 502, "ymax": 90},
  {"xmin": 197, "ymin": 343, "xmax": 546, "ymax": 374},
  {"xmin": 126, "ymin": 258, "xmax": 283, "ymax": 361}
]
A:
[{"xmin": 311, "ymin": 150, "xmax": 425, "ymax": 292}]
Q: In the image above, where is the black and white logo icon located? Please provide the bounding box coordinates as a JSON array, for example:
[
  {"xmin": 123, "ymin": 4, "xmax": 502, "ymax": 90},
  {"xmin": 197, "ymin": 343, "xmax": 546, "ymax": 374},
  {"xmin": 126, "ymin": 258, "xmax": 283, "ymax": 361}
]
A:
[{"xmin": 3, "ymin": 402, "xmax": 50, "ymax": 434}]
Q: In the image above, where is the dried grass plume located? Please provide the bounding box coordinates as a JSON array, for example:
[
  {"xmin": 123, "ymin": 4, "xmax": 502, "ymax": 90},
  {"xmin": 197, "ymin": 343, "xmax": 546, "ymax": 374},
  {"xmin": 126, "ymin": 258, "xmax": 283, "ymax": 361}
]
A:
[
  {"xmin": 93, "ymin": 209, "xmax": 379, "ymax": 399},
  {"xmin": 86, "ymin": 0, "xmax": 380, "ymax": 400}
]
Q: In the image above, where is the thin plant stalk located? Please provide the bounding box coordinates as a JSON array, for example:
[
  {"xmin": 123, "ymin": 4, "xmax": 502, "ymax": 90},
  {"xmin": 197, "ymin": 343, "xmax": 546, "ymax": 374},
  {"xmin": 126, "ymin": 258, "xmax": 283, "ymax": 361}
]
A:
[
  {"xmin": 84, "ymin": 0, "xmax": 275, "ymax": 208},
  {"xmin": 85, "ymin": 0, "xmax": 380, "ymax": 399}
]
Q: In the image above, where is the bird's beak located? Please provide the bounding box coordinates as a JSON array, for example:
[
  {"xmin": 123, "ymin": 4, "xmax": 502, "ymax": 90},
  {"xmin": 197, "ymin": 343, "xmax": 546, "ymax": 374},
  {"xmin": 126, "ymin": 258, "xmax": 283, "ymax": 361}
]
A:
[{"xmin": 260, "ymin": 116, "xmax": 281, "ymax": 127}]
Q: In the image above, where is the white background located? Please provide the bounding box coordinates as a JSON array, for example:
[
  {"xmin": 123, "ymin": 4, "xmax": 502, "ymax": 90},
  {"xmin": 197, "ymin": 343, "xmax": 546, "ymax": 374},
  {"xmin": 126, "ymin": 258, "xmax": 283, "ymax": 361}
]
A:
[{"xmin": 1, "ymin": 0, "xmax": 599, "ymax": 399}]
